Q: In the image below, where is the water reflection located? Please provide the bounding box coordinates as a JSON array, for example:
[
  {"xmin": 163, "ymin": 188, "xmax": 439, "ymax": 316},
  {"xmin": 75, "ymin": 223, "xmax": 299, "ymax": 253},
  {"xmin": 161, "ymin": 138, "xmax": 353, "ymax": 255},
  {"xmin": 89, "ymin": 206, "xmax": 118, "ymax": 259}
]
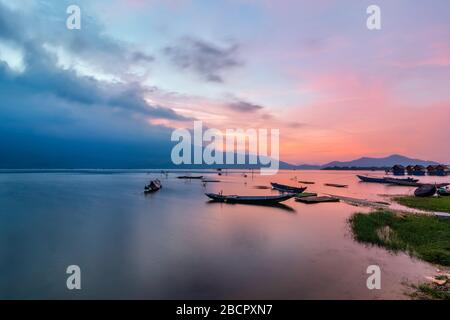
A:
[
  {"xmin": 205, "ymin": 200, "xmax": 296, "ymax": 213},
  {"xmin": 0, "ymin": 170, "xmax": 446, "ymax": 299}
]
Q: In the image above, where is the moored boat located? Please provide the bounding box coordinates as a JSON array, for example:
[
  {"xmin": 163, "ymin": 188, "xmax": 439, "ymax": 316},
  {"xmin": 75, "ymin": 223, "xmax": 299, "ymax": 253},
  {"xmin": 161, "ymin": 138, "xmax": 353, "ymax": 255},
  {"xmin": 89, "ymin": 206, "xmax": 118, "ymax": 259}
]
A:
[
  {"xmin": 356, "ymin": 175, "xmax": 386, "ymax": 183},
  {"xmin": 177, "ymin": 175, "xmax": 204, "ymax": 179},
  {"xmin": 295, "ymin": 196, "xmax": 339, "ymax": 204},
  {"xmin": 437, "ymin": 187, "xmax": 450, "ymax": 196},
  {"xmin": 271, "ymin": 182, "xmax": 307, "ymax": 193},
  {"xmin": 324, "ymin": 183, "xmax": 348, "ymax": 188},
  {"xmin": 205, "ymin": 193, "xmax": 296, "ymax": 204},
  {"xmin": 414, "ymin": 184, "xmax": 436, "ymax": 197},
  {"xmin": 144, "ymin": 179, "xmax": 161, "ymax": 193},
  {"xmin": 357, "ymin": 175, "xmax": 419, "ymax": 184}
]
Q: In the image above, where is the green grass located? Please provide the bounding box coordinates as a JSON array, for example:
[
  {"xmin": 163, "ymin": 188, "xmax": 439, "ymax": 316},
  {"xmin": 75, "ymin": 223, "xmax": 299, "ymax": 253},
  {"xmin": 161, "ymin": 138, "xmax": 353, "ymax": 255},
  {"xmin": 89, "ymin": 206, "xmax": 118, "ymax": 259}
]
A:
[
  {"xmin": 349, "ymin": 210, "xmax": 450, "ymax": 266},
  {"xmin": 413, "ymin": 283, "xmax": 450, "ymax": 300},
  {"xmin": 395, "ymin": 196, "xmax": 450, "ymax": 213}
]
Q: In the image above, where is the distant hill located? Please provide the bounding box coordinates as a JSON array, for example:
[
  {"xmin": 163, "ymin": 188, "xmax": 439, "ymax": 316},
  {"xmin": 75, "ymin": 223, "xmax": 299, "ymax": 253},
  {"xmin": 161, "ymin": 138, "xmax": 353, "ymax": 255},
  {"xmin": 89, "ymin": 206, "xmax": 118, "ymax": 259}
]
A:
[
  {"xmin": 153, "ymin": 154, "xmax": 443, "ymax": 170},
  {"xmin": 321, "ymin": 154, "xmax": 440, "ymax": 169}
]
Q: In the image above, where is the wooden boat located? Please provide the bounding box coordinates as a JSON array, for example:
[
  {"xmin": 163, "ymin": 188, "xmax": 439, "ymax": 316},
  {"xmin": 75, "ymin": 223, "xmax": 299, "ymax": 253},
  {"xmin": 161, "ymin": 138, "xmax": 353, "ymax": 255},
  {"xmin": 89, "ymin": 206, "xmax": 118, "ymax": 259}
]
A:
[
  {"xmin": 144, "ymin": 179, "xmax": 161, "ymax": 193},
  {"xmin": 271, "ymin": 182, "xmax": 307, "ymax": 193},
  {"xmin": 357, "ymin": 175, "xmax": 419, "ymax": 184},
  {"xmin": 357, "ymin": 175, "xmax": 386, "ymax": 183},
  {"xmin": 414, "ymin": 184, "xmax": 436, "ymax": 197},
  {"xmin": 177, "ymin": 175, "xmax": 204, "ymax": 179},
  {"xmin": 387, "ymin": 177, "xmax": 419, "ymax": 183},
  {"xmin": 295, "ymin": 196, "xmax": 339, "ymax": 204},
  {"xmin": 295, "ymin": 192, "xmax": 318, "ymax": 198},
  {"xmin": 205, "ymin": 193, "xmax": 296, "ymax": 204},
  {"xmin": 437, "ymin": 187, "xmax": 450, "ymax": 196},
  {"xmin": 384, "ymin": 178, "xmax": 421, "ymax": 187},
  {"xmin": 324, "ymin": 183, "xmax": 348, "ymax": 188},
  {"xmin": 298, "ymin": 181, "xmax": 315, "ymax": 184}
]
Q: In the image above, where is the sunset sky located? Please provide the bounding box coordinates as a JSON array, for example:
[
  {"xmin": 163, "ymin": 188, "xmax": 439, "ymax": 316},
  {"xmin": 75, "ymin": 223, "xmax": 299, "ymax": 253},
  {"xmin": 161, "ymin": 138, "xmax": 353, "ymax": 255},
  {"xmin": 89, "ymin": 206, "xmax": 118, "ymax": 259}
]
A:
[{"xmin": 0, "ymin": 0, "xmax": 449, "ymax": 167}]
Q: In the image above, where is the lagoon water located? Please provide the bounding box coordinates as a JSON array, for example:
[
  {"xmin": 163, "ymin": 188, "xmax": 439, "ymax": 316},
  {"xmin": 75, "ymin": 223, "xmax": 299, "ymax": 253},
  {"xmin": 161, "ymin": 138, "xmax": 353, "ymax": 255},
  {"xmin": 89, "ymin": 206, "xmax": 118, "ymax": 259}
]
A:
[{"xmin": 1, "ymin": 170, "xmax": 447, "ymax": 299}]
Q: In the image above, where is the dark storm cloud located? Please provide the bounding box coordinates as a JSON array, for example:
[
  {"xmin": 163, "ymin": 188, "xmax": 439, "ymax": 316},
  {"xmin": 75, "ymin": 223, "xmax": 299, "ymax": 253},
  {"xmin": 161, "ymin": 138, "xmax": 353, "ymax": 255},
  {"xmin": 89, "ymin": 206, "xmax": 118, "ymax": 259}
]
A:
[
  {"xmin": 164, "ymin": 37, "xmax": 242, "ymax": 83},
  {"xmin": 0, "ymin": 2, "xmax": 189, "ymax": 168}
]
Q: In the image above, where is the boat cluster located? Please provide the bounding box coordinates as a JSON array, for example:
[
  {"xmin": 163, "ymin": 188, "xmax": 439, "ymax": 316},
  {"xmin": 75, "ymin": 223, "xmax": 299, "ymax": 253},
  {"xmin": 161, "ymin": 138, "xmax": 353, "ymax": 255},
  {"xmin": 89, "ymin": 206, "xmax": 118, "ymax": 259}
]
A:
[
  {"xmin": 357, "ymin": 175, "xmax": 450, "ymax": 197},
  {"xmin": 144, "ymin": 173, "xmax": 449, "ymax": 206}
]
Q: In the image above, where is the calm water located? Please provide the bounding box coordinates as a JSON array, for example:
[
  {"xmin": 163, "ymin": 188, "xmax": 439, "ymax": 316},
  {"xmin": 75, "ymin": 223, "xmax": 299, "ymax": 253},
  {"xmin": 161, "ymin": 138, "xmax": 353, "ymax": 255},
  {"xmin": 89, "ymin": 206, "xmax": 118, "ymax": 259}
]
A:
[{"xmin": 1, "ymin": 170, "xmax": 448, "ymax": 299}]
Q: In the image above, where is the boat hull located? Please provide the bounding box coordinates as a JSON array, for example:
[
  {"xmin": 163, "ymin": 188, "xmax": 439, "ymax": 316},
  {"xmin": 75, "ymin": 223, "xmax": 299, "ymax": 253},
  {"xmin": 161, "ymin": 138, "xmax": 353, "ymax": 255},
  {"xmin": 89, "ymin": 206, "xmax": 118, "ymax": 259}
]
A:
[
  {"xmin": 271, "ymin": 182, "xmax": 307, "ymax": 193},
  {"xmin": 357, "ymin": 175, "xmax": 386, "ymax": 183},
  {"xmin": 437, "ymin": 188, "xmax": 450, "ymax": 196},
  {"xmin": 414, "ymin": 185, "xmax": 436, "ymax": 197},
  {"xmin": 205, "ymin": 193, "xmax": 295, "ymax": 204}
]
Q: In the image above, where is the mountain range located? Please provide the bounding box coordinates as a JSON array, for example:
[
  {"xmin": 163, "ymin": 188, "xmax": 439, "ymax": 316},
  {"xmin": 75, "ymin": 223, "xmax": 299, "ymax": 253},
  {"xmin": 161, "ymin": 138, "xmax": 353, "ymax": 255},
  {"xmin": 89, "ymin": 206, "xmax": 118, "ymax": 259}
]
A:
[
  {"xmin": 164, "ymin": 154, "xmax": 444, "ymax": 170},
  {"xmin": 292, "ymin": 154, "xmax": 443, "ymax": 170}
]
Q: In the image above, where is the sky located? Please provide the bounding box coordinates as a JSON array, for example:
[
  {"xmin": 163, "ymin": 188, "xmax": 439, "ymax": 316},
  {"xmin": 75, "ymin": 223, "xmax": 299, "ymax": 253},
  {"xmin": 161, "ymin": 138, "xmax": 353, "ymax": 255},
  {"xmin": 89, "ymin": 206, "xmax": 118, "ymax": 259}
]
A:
[{"xmin": 0, "ymin": 0, "xmax": 449, "ymax": 168}]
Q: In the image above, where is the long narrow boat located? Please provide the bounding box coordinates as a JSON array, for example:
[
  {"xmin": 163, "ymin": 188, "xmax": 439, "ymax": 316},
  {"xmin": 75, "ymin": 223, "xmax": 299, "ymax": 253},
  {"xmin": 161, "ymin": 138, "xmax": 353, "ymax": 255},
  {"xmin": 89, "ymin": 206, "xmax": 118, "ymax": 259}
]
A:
[
  {"xmin": 205, "ymin": 193, "xmax": 296, "ymax": 204},
  {"xmin": 357, "ymin": 175, "xmax": 387, "ymax": 183},
  {"xmin": 324, "ymin": 183, "xmax": 348, "ymax": 188},
  {"xmin": 298, "ymin": 181, "xmax": 315, "ymax": 184},
  {"xmin": 271, "ymin": 182, "xmax": 307, "ymax": 193},
  {"xmin": 295, "ymin": 196, "xmax": 339, "ymax": 204},
  {"xmin": 357, "ymin": 175, "xmax": 419, "ymax": 183},
  {"xmin": 177, "ymin": 175, "xmax": 204, "ymax": 179}
]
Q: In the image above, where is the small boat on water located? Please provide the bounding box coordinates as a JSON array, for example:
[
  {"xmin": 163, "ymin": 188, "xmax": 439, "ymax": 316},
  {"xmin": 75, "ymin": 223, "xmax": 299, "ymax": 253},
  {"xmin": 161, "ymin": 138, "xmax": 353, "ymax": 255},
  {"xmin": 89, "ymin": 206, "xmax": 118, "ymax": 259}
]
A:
[
  {"xmin": 324, "ymin": 183, "xmax": 348, "ymax": 188},
  {"xmin": 295, "ymin": 196, "xmax": 339, "ymax": 204},
  {"xmin": 437, "ymin": 187, "xmax": 450, "ymax": 196},
  {"xmin": 414, "ymin": 184, "xmax": 436, "ymax": 197},
  {"xmin": 177, "ymin": 175, "xmax": 204, "ymax": 179},
  {"xmin": 205, "ymin": 193, "xmax": 296, "ymax": 204},
  {"xmin": 298, "ymin": 181, "xmax": 315, "ymax": 184},
  {"xmin": 357, "ymin": 175, "xmax": 419, "ymax": 184},
  {"xmin": 357, "ymin": 175, "xmax": 386, "ymax": 183},
  {"xmin": 271, "ymin": 182, "xmax": 307, "ymax": 193},
  {"xmin": 295, "ymin": 192, "xmax": 318, "ymax": 198},
  {"xmin": 144, "ymin": 179, "xmax": 161, "ymax": 193}
]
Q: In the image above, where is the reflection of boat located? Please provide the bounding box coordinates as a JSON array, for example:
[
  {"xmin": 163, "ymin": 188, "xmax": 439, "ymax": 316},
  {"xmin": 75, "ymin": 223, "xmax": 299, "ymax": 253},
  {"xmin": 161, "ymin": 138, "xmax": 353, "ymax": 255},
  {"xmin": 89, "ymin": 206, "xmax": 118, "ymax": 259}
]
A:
[
  {"xmin": 205, "ymin": 193, "xmax": 295, "ymax": 204},
  {"xmin": 202, "ymin": 178, "xmax": 221, "ymax": 183},
  {"xmin": 414, "ymin": 184, "xmax": 436, "ymax": 197},
  {"xmin": 324, "ymin": 183, "xmax": 347, "ymax": 188},
  {"xmin": 144, "ymin": 179, "xmax": 161, "ymax": 193},
  {"xmin": 177, "ymin": 175, "xmax": 204, "ymax": 179},
  {"xmin": 271, "ymin": 182, "xmax": 307, "ymax": 193},
  {"xmin": 437, "ymin": 187, "xmax": 450, "ymax": 196}
]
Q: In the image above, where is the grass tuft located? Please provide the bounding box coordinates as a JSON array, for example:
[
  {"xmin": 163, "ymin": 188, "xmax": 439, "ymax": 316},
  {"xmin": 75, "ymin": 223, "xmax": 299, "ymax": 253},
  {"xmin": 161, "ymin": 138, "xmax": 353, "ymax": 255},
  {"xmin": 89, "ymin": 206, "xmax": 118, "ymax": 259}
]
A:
[
  {"xmin": 349, "ymin": 210, "xmax": 450, "ymax": 266},
  {"xmin": 395, "ymin": 196, "xmax": 450, "ymax": 213}
]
